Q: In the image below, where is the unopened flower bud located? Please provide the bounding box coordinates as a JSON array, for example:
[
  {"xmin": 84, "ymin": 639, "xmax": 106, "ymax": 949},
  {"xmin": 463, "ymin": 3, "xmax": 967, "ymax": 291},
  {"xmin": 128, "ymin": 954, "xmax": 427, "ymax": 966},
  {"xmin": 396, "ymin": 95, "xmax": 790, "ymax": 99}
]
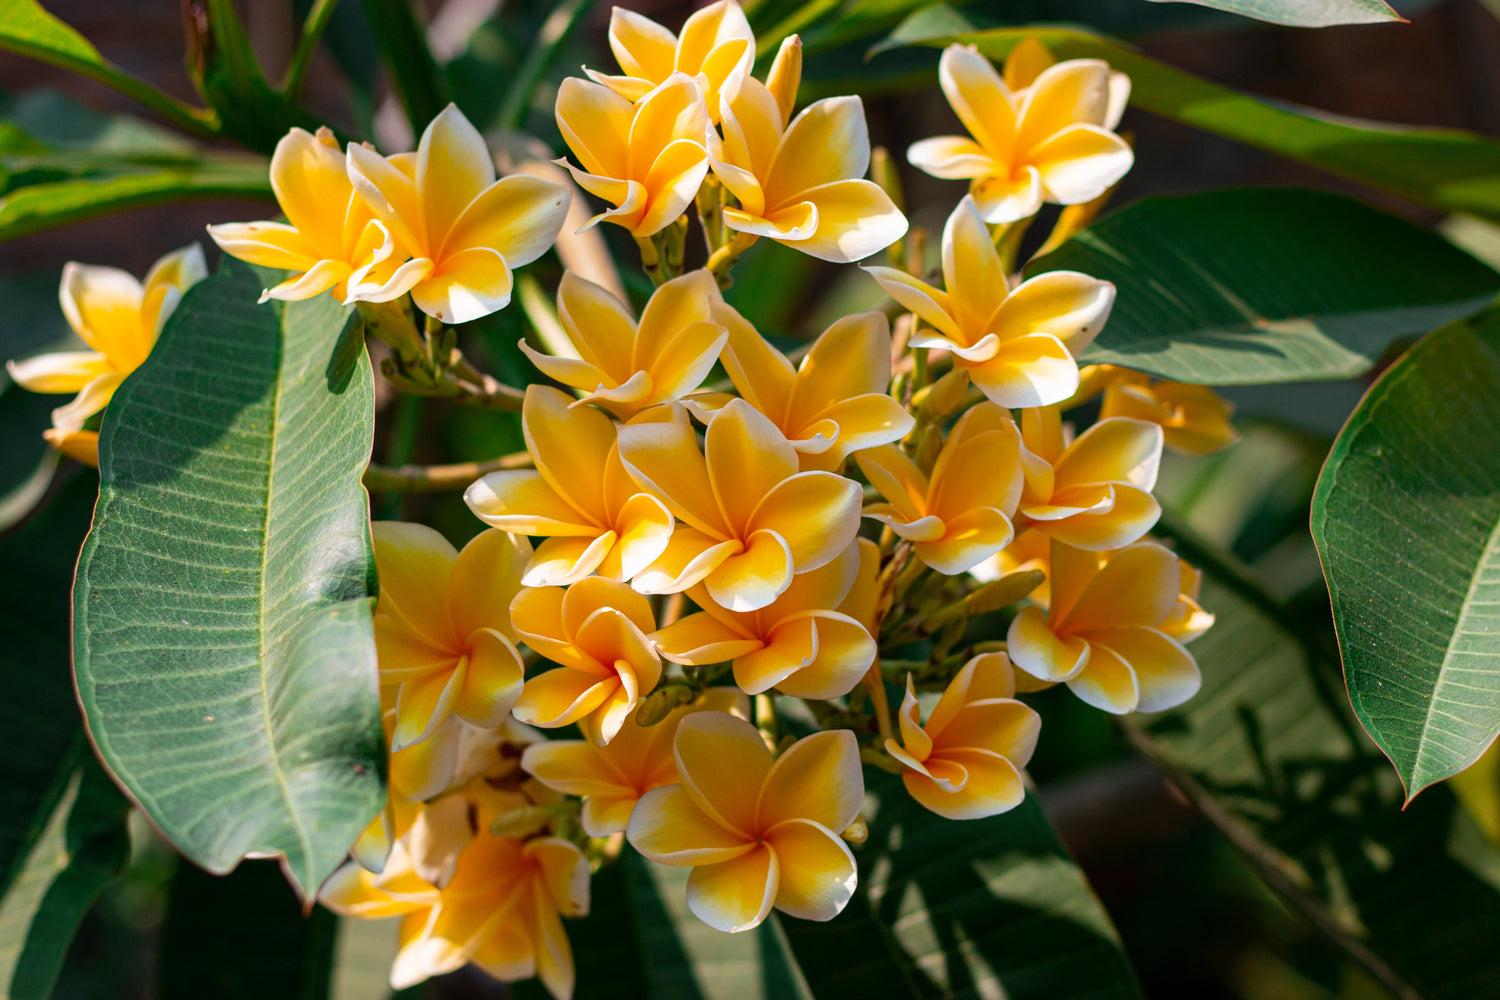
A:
[
  {"xmin": 840, "ymin": 815, "xmax": 868, "ymax": 844},
  {"xmin": 913, "ymin": 423, "xmax": 943, "ymax": 472},
  {"xmin": 633, "ymin": 682, "xmax": 696, "ymax": 727},
  {"xmin": 915, "ymin": 368, "xmax": 970, "ymax": 422},
  {"xmin": 766, "ymin": 34, "xmax": 803, "ymax": 127},
  {"xmin": 489, "ymin": 804, "xmax": 552, "ymax": 839}
]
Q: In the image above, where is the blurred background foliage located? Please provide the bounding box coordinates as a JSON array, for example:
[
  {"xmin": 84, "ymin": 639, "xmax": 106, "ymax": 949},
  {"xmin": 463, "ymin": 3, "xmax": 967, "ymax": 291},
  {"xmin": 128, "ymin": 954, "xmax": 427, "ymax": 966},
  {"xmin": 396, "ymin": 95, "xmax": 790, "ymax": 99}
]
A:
[{"xmin": 5, "ymin": 0, "xmax": 1500, "ymax": 998}]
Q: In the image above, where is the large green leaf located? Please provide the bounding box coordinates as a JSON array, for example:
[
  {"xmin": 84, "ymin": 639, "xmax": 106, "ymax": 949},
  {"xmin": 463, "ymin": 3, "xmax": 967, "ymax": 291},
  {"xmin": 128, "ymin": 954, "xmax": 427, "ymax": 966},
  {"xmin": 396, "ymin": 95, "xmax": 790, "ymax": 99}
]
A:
[
  {"xmin": 0, "ymin": 475, "xmax": 132, "ymax": 1000},
  {"xmin": 779, "ymin": 774, "xmax": 1142, "ymax": 999},
  {"xmin": 1131, "ymin": 529, "xmax": 1500, "ymax": 999},
  {"xmin": 1311, "ymin": 306, "xmax": 1500, "ymax": 800},
  {"xmin": 1029, "ymin": 189, "xmax": 1500, "ymax": 385},
  {"xmin": 159, "ymin": 860, "xmax": 337, "ymax": 1000},
  {"xmin": 877, "ymin": 9, "xmax": 1500, "ymax": 223},
  {"xmin": 1145, "ymin": 0, "xmax": 1400, "ymax": 26},
  {"xmin": 72, "ymin": 260, "xmax": 385, "ymax": 900}
]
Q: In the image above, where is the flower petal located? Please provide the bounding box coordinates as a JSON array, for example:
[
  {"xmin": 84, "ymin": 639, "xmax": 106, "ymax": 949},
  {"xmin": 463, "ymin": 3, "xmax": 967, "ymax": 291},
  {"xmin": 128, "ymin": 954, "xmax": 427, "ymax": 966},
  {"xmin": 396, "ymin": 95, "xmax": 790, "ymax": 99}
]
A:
[
  {"xmin": 410, "ymin": 245, "xmax": 514, "ymax": 324},
  {"xmin": 763, "ymin": 96, "xmax": 870, "ymax": 209},
  {"xmin": 996, "ymin": 270, "xmax": 1116, "ymax": 356},
  {"xmin": 465, "ymin": 469, "xmax": 598, "ymax": 536},
  {"xmin": 1091, "ymin": 627, "xmax": 1201, "ymax": 713},
  {"xmin": 448, "ymin": 528, "xmax": 530, "ymax": 640},
  {"xmin": 903, "ymin": 748, "xmax": 1025, "ymax": 820},
  {"xmin": 966, "ymin": 331, "xmax": 1079, "ymax": 408},
  {"xmin": 59, "ymin": 262, "xmax": 147, "ymax": 370},
  {"xmin": 687, "ymin": 843, "xmax": 779, "ymax": 932},
  {"xmin": 627, "ymin": 784, "xmax": 754, "ymax": 866},
  {"xmin": 757, "ymin": 728, "xmax": 863, "ymax": 833},
  {"xmin": 1030, "ymin": 123, "xmax": 1134, "ymax": 206},
  {"xmin": 771, "ymin": 613, "xmax": 874, "ymax": 700},
  {"xmin": 674, "ymin": 710, "xmax": 773, "ymax": 837},
  {"xmin": 373, "ymin": 521, "xmax": 459, "ymax": 647},
  {"xmin": 915, "ymin": 506, "xmax": 1014, "ymax": 576},
  {"xmin": 206, "ymin": 220, "xmax": 318, "ymax": 272},
  {"xmin": 748, "ymin": 471, "xmax": 862, "ymax": 575},
  {"xmin": 937, "ymin": 45, "xmax": 1017, "ymax": 162},
  {"xmin": 1007, "ymin": 604, "xmax": 1089, "ymax": 682},
  {"xmin": 971, "ymin": 167, "xmax": 1043, "ymax": 225},
  {"xmin": 6, "ymin": 350, "xmax": 111, "ymax": 394},
  {"xmin": 1067, "ymin": 642, "xmax": 1140, "ymax": 714},
  {"xmin": 417, "ymin": 104, "xmax": 496, "ymax": 246},
  {"xmin": 453, "ymin": 628, "xmax": 525, "ymax": 729},
  {"xmin": 1055, "ymin": 416, "xmax": 1162, "ymax": 491},
  {"xmin": 907, "ymin": 135, "xmax": 997, "ymax": 180},
  {"xmin": 632, "ymin": 529, "xmax": 740, "ymax": 595},
  {"xmin": 705, "ymin": 398, "xmax": 800, "ymax": 534},
  {"xmin": 863, "ymin": 265, "xmax": 960, "ymax": 342},
  {"xmin": 733, "ymin": 613, "xmax": 816, "ymax": 695},
  {"xmin": 270, "ymin": 127, "xmax": 353, "ymax": 255},
  {"xmin": 618, "ymin": 411, "xmax": 727, "ymax": 536},
  {"xmin": 443, "ymin": 173, "xmax": 569, "ymax": 269},
  {"xmin": 512, "ymin": 667, "xmax": 615, "ymax": 729},
  {"xmin": 655, "ymin": 612, "xmax": 763, "ymax": 665},
  {"xmin": 764, "ymin": 818, "xmax": 857, "ymax": 921},
  {"xmin": 782, "ymin": 179, "xmax": 906, "ymax": 264},
  {"xmin": 524, "ymin": 385, "xmax": 614, "ymax": 526},
  {"xmin": 524, "ymin": 534, "xmax": 615, "ymax": 587},
  {"xmin": 393, "ymin": 665, "xmax": 465, "ymax": 750},
  {"xmin": 942, "ymin": 196, "xmax": 1009, "ymax": 337},
  {"xmin": 1016, "ymin": 59, "xmax": 1115, "ymax": 152},
  {"xmin": 1041, "ymin": 485, "xmax": 1160, "ymax": 552},
  {"xmin": 705, "ymin": 527, "xmax": 793, "ymax": 614}
]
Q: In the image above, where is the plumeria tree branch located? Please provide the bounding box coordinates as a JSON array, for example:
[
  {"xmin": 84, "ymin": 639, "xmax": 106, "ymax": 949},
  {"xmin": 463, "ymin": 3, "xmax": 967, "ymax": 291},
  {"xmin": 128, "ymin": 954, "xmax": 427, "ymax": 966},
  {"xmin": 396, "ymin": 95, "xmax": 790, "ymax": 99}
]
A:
[{"xmin": 364, "ymin": 452, "xmax": 532, "ymax": 493}]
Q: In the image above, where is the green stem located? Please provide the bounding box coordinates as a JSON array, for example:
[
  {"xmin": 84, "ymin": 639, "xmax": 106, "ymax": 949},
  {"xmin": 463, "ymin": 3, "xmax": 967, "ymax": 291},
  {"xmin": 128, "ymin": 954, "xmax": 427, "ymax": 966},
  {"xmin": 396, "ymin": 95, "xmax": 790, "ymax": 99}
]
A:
[
  {"xmin": 364, "ymin": 452, "xmax": 531, "ymax": 493},
  {"xmin": 282, "ymin": 0, "xmax": 341, "ymax": 98},
  {"xmin": 706, "ymin": 230, "xmax": 759, "ymax": 288},
  {"xmin": 755, "ymin": 693, "xmax": 777, "ymax": 751}
]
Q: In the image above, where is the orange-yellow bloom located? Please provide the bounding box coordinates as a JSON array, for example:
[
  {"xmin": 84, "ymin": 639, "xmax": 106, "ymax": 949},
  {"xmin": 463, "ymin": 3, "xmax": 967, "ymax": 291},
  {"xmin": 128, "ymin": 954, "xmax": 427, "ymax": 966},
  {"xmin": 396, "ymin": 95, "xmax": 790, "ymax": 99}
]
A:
[
  {"xmin": 866, "ymin": 196, "xmax": 1114, "ymax": 408},
  {"xmin": 1007, "ymin": 540, "xmax": 1202, "ymax": 714},
  {"xmin": 6, "ymin": 243, "xmax": 206, "ymax": 466},
  {"xmin": 653, "ymin": 540, "xmax": 875, "ymax": 698},
  {"xmin": 586, "ymin": 0, "xmax": 754, "ymax": 122},
  {"xmin": 1015, "ymin": 405, "xmax": 1162, "ymax": 550},
  {"xmin": 886, "ymin": 653, "xmax": 1040, "ymax": 819},
  {"xmin": 709, "ymin": 54, "xmax": 906, "ymax": 262},
  {"xmin": 521, "ymin": 687, "xmax": 747, "ymax": 836},
  {"xmin": 617, "ymin": 400, "xmax": 863, "ymax": 611},
  {"xmin": 373, "ymin": 523, "xmax": 528, "ymax": 750},
  {"xmin": 322, "ymin": 834, "xmax": 588, "ymax": 999},
  {"xmin": 519, "ymin": 270, "xmax": 727, "ymax": 418},
  {"xmin": 345, "ymin": 105, "xmax": 570, "ymax": 322},
  {"xmin": 908, "ymin": 44, "xmax": 1133, "ymax": 223},
  {"xmin": 207, "ymin": 127, "xmax": 397, "ymax": 303},
  {"xmin": 465, "ymin": 386, "xmax": 673, "ymax": 587},
  {"xmin": 857, "ymin": 403, "xmax": 1024, "ymax": 575},
  {"xmin": 627, "ymin": 712, "xmax": 863, "ymax": 932},
  {"xmin": 1098, "ymin": 372, "xmax": 1239, "ymax": 456},
  {"xmin": 710, "ymin": 305, "xmax": 914, "ymax": 471},
  {"xmin": 510, "ymin": 577, "xmax": 663, "ymax": 745},
  {"xmin": 555, "ymin": 73, "xmax": 711, "ymax": 237}
]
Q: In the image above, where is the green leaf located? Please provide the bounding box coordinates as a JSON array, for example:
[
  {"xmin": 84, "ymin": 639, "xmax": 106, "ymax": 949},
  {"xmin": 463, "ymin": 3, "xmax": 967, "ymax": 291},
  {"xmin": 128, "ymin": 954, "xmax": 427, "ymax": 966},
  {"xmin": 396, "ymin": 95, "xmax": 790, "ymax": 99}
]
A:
[
  {"xmin": 876, "ymin": 10, "xmax": 1500, "ymax": 223},
  {"xmin": 0, "ymin": 0, "xmax": 215, "ymax": 137},
  {"xmin": 72, "ymin": 260, "xmax": 385, "ymax": 901},
  {"xmin": 1029, "ymin": 189, "xmax": 1500, "ymax": 385},
  {"xmin": 1130, "ymin": 529, "xmax": 1500, "ymax": 999},
  {"xmin": 159, "ymin": 859, "xmax": 337, "ymax": 1000},
  {"xmin": 778, "ymin": 774, "xmax": 1142, "ymax": 999},
  {"xmin": 1142, "ymin": 0, "xmax": 1401, "ymax": 26},
  {"xmin": 0, "ymin": 474, "xmax": 133, "ymax": 1000},
  {"xmin": 1311, "ymin": 306, "xmax": 1500, "ymax": 800},
  {"xmin": 359, "ymin": 0, "xmax": 448, "ymax": 132}
]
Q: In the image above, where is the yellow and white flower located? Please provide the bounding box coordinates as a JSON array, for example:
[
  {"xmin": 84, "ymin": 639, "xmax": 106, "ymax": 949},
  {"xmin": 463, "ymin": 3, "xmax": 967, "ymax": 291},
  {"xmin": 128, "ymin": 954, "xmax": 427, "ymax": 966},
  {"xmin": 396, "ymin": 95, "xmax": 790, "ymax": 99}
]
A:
[{"xmin": 586, "ymin": 0, "xmax": 754, "ymax": 122}]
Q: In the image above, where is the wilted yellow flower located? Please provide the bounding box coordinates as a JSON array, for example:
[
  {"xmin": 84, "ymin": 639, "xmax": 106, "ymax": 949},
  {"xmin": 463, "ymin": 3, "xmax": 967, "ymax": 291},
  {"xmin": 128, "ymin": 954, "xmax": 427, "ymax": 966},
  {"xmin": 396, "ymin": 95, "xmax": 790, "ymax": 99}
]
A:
[
  {"xmin": 866, "ymin": 196, "xmax": 1114, "ymax": 408},
  {"xmin": 323, "ymin": 834, "xmax": 588, "ymax": 999},
  {"xmin": 617, "ymin": 399, "xmax": 862, "ymax": 611},
  {"xmin": 465, "ymin": 386, "xmax": 674, "ymax": 587},
  {"xmin": 345, "ymin": 104, "xmax": 570, "ymax": 322},
  {"xmin": 709, "ymin": 53, "xmax": 906, "ymax": 262},
  {"xmin": 627, "ymin": 712, "xmax": 863, "ymax": 932},
  {"xmin": 886, "ymin": 653, "xmax": 1040, "ymax": 819},
  {"xmin": 908, "ymin": 44, "xmax": 1133, "ymax": 223},
  {"xmin": 556, "ymin": 73, "xmax": 711, "ymax": 238},
  {"xmin": 1015, "ymin": 405, "xmax": 1162, "ymax": 550},
  {"xmin": 653, "ymin": 540, "xmax": 875, "ymax": 698},
  {"xmin": 520, "ymin": 270, "xmax": 727, "ymax": 418},
  {"xmin": 1099, "ymin": 373, "xmax": 1239, "ymax": 456},
  {"xmin": 6, "ymin": 243, "xmax": 206, "ymax": 466},
  {"xmin": 372, "ymin": 523, "xmax": 529, "ymax": 750},
  {"xmin": 521, "ymin": 687, "xmax": 746, "ymax": 836},
  {"xmin": 1007, "ymin": 539, "xmax": 1202, "ymax": 714},
  {"xmin": 857, "ymin": 402, "xmax": 1024, "ymax": 575},
  {"xmin": 708, "ymin": 305, "xmax": 914, "ymax": 471},
  {"xmin": 586, "ymin": 0, "xmax": 754, "ymax": 122},
  {"xmin": 208, "ymin": 127, "xmax": 397, "ymax": 304},
  {"xmin": 510, "ymin": 577, "xmax": 663, "ymax": 745}
]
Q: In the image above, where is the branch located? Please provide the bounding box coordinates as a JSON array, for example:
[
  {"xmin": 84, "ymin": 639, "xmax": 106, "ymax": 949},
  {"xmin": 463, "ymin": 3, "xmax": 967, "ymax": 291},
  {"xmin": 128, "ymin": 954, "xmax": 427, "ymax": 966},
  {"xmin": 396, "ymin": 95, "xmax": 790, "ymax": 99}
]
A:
[{"xmin": 364, "ymin": 452, "xmax": 531, "ymax": 493}]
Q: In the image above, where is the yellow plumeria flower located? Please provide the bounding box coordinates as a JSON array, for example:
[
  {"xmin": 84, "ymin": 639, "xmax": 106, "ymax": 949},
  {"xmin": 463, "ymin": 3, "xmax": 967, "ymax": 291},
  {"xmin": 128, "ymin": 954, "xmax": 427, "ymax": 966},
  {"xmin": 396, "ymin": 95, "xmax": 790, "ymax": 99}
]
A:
[
  {"xmin": 1007, "ymin": 539, "xmax": 1202, "ymax": 714},
  {"xmin": 886, "ymin": 653, "xmax": 1041, "ymax": 820},
  {"xmin": 1099, "ymin": 374, "xmax": 1240, "ymax": 456},
  {"xmin": 626, "ymin": 711, "xmax": 863, "ymax": 932},
  {"xmin": 521, "ymin": 687, "xmax": 747, "ymax": 837},
  {"xmin": 465, "ymin": 385, "xmax": 674, "ymax": 587},
  {"xmin": 208, "ymin": 127, "xmax": 397, "ymax": 303},
  {"xmin": 706, "ymin": 305, "xmax": 915, "ymax": 471},
  {"xmin": 857, "ymin": 402, "xmax": 1024, "ymax": 575},
  {"xmin": 555, "ymin": 72, "xmax": 711, "ymax": 238},
  {"xmin": 708, "ymin": 47, "xmax": 907, "ymax": 262},
  {"xmin": 866, "ymin": 196, "xmax": 1114, "ymax": 408},
  {"xmin": 1015, "ymin": 405, "xmax": 1162, "ymax": 550},
  {"xmin": 586, "ymin": 0, "xmax": 754, "ymax": 122},
  {"xmin": 1161, "ymin": 558, "xmax": 1216, "ymax": 644},
  {"xmin": 322, "ymin": 834, "xmax": 588, "ymax": 1000},
  {"xmin": 510, "ymin": 577, "xmax": 663, "ymax": 746},
  {"xmin": 618, "ymin": 399, "xmax": 863, "ymax": 611},
  {"xmin": 519, "ymin": 269, "xmax": 728, "ymax": 418},
  {"xmin": 6, "ymin": 243, "xmax": 206, "ymax": 467},
  {"xmin": 909, "ymin": 43, "xmax": 1133, "ymax": 223},
  {"xmin": 345, "ymin": 104, "xmax": 570, "ymax": 323},
  {"xmin": 372, "ymin": 523, "xmax": 529, "ymax": 750},
  {"xmin": 653, "ymin": 540, "xmax": 876, "ymax": 699}
]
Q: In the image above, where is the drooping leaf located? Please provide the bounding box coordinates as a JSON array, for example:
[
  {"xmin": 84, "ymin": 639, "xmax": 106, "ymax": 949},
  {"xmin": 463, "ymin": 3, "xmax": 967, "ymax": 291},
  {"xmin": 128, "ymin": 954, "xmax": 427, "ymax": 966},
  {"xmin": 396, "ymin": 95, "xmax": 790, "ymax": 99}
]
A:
[
  {"xmin": 0, "ymin": 474, "xmax": 133, "ymax": 1000},
  {"xmin": 1142, "ymin": 0, "xmax": 1400, "ymax": 26},
  {"xmin": 1131, "ymin": 526, "xmax": 1500, "ymax": 1000},
  {"xmin": 1311, "ymin": 306, "xmax": 1500, "ymax": 799},
  {"xmin": 778, "ymin": 774, "xmax": 1142, "ymax": 999},
  {"xmin": 1028, "ymin": 189, "xmax": 1500, "ymax": 385},
  {"xmin": 72, "ymin": 259, "xmax": 385, "ymax": 901},
  {"xmin": 159, "ymin": 859, "xmax": 337, "ymax": 1000},
  {"xmin": 876, "ymin": 9, "xmax": 1500, "ymax": 223}
]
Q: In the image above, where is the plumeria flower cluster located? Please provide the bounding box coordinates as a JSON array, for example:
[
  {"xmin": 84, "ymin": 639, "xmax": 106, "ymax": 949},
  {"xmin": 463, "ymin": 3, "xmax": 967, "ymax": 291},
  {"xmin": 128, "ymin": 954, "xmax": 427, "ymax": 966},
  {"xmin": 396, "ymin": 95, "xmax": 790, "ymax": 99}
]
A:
[{"xmin": 7, "ymin": 13, "xmax": 1244, "ymax": 999}]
